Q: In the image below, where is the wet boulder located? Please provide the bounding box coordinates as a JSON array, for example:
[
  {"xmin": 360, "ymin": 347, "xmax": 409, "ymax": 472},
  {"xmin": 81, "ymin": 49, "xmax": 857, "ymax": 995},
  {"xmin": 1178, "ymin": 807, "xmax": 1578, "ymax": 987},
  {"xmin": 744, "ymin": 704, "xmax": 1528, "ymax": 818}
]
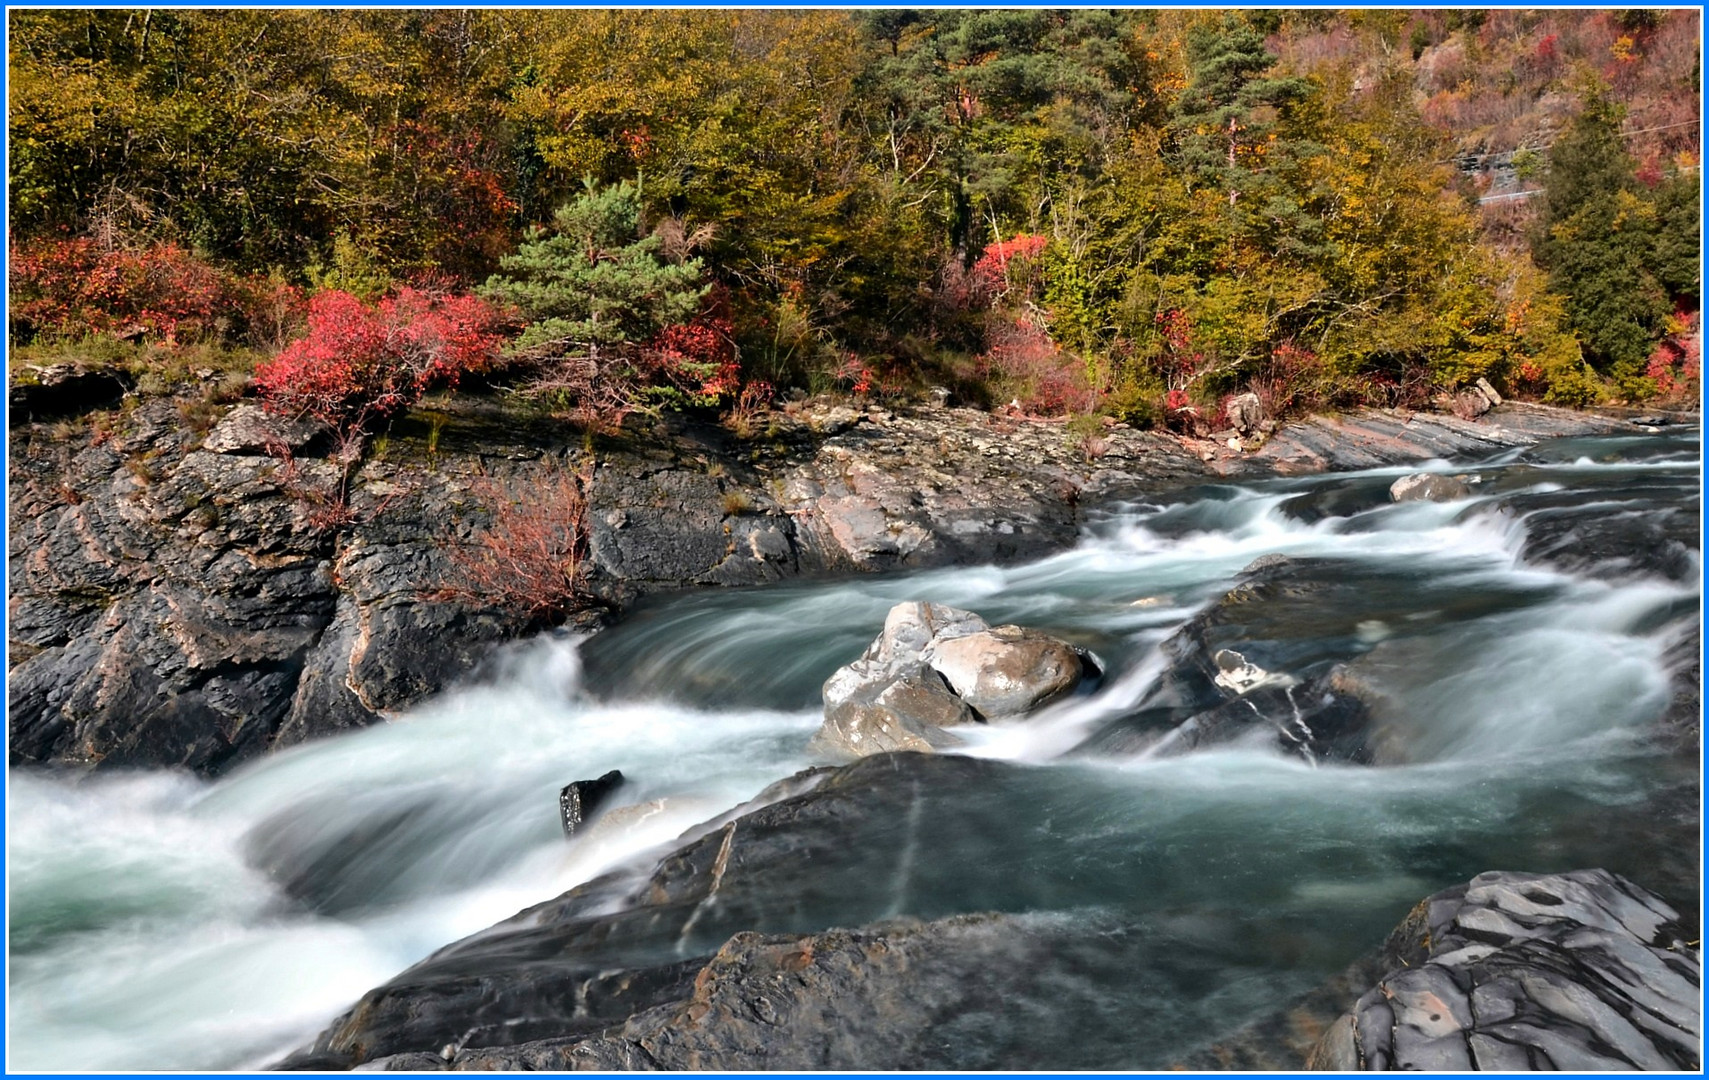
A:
[
  {"xmin": 1070, "ymin": 557, "xmax": 1375, "ymax": 764},
  {"xmin": 1388, "ymin": 473, "xmax": 1471, "ymax": 503},
  {"xmin": 1308, "ymin": 869, "xmax": 1701, "ymax": 1071},
  {"xmin": 559, "ymin": 770, "xmax": 625, "ymax": 837},
  {"xmin": 809, "ymin": 601, "xmax": 1086, "ymax": 760},
  {"xmin": 809, "ymin": 662, "xmax": 972, "ymax": 759},
  {"xmin": 1081, "ymin": 664, "xmax": 1371, "ymax": 764},
  {"xmin": 925, "ymin": 625, "xmax": 1084, "ymax": 718}
]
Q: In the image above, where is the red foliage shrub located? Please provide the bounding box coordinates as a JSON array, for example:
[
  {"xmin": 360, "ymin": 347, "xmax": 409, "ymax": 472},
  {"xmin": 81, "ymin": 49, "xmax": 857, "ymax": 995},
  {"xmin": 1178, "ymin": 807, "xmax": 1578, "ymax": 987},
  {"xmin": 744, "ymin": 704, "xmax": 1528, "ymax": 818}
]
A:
[
  {"xmin": 442, "ymin": 463, "xmax": 592, "ymax": 624},
  {"xmin": 833, "ymin": 351, "xmax": 877, "ymax": 395},
  {"xmin": 10, "ymin": 237, "xmax": 247, "ymax": 344},
  {"xmin": 1645, "ymin": 311, "xmax": 1700, "ymax": 399},
  {"xmin": 970, "ymin": 234, "xmax": 1049, "ymax": 303},
  {"xmin": 1250, "ymin": 340, "xmax": 1321, "ymax": 417},
  {"xmin": 977, "ymin": 317, "xmax": 1095, "ymax": 416},
  {"xmin": 254, "ymin": 287, "xmax": 506, "ymax": 431},
  {"xmin": 646, "ymin": 313, "xmax": 739, "ymax": 401}
]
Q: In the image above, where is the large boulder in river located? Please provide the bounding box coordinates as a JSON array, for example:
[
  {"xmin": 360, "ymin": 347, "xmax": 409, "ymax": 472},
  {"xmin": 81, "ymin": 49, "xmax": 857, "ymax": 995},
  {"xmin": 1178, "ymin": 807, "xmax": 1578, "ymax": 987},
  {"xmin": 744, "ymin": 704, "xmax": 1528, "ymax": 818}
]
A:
[
  {"xmin": 925, "ymin": 625, "xmax": 1084, "ymax": 718},
  {"xmin": 1388, "ymin": 472, "xmax": 1471, "ymax": 503},
  {"xmin": 1307, "ymin": 869, "xmax": 1701, "ymax": 1071},
  {"xmin": 1071, "ymin": 556, "xmax": 1375, "ymax": 764},
  {"xmin": 809, "ymin": 602, "xmax": 1085, "ymax": 760}
]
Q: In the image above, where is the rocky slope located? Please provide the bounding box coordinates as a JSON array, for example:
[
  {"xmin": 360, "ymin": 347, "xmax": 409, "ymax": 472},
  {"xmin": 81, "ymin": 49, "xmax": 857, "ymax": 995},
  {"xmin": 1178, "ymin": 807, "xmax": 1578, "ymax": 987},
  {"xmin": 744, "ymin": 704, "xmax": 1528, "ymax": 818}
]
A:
[{"xmin": 3, "ymin": 384, "xmax": 1652, "ymax": 775}]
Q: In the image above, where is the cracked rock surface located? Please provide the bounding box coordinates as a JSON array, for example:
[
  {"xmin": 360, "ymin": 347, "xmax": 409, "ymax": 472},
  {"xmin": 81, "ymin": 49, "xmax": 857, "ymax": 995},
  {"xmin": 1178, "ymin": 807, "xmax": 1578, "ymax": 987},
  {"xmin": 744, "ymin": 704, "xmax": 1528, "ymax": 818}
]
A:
[{"xmin": 1307, "ymin": 869, "xmax": 1702, "ymax": 1071}]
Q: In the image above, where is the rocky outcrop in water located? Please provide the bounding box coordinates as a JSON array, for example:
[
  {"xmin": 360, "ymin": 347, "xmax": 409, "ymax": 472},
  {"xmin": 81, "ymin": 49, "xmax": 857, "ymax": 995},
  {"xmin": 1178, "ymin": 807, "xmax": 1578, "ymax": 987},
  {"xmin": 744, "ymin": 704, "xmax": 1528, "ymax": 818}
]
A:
[
  {"xmin": 1072, "ymin": 556, "xmax": 1376, "ymax": 764},
  {"xmin": 1388, "ymin": 472, "xmax": 1472, "ymax": 503},
  {"xmin": 809, "ymin": 601, "xmax": 1086, "ymax": 760},
  {"xmin": 348, "ymin": 911, "xmax": 1140, "ymax": 1072},
  {"xmin": 1307, "ymin": 869, "xmax": 1702, "ymax": 1071},
  {"xmin": 277, "ymin": 753, "xmax": 1097, "ymax": 1069},
  {"xmin": 6, "ymin": 398, "xmax": 542, "ymax": 774}
]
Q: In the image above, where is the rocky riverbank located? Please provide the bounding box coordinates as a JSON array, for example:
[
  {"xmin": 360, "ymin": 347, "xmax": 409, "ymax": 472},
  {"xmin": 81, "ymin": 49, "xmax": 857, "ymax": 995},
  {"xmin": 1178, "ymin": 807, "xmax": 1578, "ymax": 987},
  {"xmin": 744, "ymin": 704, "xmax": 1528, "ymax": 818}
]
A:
[{"xmin": 7, "ymin": 380, "xmax": 1650, "ymax": 776}]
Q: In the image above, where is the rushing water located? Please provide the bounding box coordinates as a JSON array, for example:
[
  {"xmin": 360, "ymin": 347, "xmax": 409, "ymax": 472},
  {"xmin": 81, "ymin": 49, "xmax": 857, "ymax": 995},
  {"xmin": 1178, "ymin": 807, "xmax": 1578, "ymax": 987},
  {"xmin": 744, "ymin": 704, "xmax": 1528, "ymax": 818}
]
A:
[{"xmin": 8, "ymin": 428, "xmax": 1701, "ymax": 1070}]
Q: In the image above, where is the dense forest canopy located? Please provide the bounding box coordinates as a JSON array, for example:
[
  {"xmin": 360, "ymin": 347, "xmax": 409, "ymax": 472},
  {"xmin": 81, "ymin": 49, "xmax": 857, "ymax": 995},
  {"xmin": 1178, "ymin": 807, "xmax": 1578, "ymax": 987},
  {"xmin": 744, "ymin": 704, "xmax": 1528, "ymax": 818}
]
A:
[{"xmin": 8, "ymin": 8, "xmax": 1702, "ymax": 423}]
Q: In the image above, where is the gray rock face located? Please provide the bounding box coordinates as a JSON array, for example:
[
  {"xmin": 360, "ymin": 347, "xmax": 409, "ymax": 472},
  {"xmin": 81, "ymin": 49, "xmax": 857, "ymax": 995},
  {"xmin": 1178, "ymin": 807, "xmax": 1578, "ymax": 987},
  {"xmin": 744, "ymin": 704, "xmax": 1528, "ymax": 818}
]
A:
[
  {"xmin": 1226, "ymin": 391, "xmax": 1269, "ymax": 436},
  {"xmin": 925, "ymin": 624, "xmax": 1084, "ymax": 718},
  {"xmin": 8, "ymin": 362, "xmax": 129, "ymax": 419},
  {"xmin": 810, "ymin": 602, "xmax": 1084, "ymax": 760},
  {"xmin": 276, "ymin": 754, "xmax": 1169, "ymax": 1072},
  {"xmin": 201, "ymin": 404, "xmax": 332, "ymax": 456},
  {"xmin": 1389, "ymin": 472, "xmax": 1472, "ymax": 503},
  {"xmin": 6, "ymin": 398, "xmax": 536, "ymax": 775},
  {"xmin": 1307, "ymin": 869, "xmax": 1702, "ymax": 1071}
]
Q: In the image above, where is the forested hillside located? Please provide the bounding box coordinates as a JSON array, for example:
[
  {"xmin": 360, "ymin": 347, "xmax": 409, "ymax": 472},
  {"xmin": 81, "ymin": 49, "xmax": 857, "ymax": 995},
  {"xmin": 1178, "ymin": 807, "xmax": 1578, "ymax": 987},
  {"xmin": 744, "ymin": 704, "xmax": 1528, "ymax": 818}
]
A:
[{"xmin": 8, "ymin": 9, "xmax": 1701, "ymax": 428}]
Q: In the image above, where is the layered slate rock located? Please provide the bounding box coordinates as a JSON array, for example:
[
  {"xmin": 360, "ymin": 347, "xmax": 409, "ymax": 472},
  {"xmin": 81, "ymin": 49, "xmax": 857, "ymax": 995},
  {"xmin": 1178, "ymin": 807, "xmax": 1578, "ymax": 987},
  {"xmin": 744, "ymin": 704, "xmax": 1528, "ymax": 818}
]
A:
[
  {"xmin": 278, "ymin": 753, "xmax": 1120, "ymax": 1070},
  {"xmin": 7, "ymin": 388, "xmax": 1655, "ymax": 774},
  {"xmin": 1307, "ymin": 869, "xmax": 1702, "ymax": 1071},
  {"xmin": 809, "ymin": 602, "xmax": 1085, "ymax": 760}
]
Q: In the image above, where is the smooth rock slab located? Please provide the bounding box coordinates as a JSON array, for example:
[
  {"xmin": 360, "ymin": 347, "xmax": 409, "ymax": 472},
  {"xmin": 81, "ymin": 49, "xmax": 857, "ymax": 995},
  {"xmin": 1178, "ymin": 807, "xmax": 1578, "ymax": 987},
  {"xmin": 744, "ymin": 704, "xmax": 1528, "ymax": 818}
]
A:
[{"xmin": 1307, "ymin": 869, "xmax": 1701, "ymax": 1071}]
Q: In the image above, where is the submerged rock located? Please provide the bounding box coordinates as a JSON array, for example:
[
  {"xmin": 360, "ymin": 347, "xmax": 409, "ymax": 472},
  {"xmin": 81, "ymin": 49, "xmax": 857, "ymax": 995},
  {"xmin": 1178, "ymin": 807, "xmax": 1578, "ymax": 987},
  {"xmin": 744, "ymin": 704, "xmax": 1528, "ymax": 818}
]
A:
[
  {"xmin": 810, "ymin": 601, "xmax": 1085, "ymax": 760},
  {"xmin": 1307, "ymin": 869, "xmax": 1701, "ymax": 1071}
]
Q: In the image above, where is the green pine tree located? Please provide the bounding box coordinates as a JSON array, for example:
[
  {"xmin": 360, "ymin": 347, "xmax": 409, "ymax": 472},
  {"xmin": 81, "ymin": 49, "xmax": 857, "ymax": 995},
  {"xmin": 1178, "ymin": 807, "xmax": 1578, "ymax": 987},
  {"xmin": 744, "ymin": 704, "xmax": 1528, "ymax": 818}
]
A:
[
  {"xmin": 481, "ymin": 178, "xmax": 708, "ymax": 358},
  {"xmin": 1168, "ymin": 14, "xmax": 1313, "ymax": 207}
]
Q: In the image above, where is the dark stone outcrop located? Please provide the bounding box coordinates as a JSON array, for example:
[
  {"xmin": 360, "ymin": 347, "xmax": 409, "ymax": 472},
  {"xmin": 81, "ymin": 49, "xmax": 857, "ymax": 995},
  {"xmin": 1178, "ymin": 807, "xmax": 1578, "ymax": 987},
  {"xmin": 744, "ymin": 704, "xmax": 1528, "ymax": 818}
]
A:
[
  {"xmin": 560, "ymin": 770, "xmax": 625, "ymax": 837},
  {"xmin": 8, "ymin": 362, "xmax": 131, "ymax": 420},
  {"xmin": 351, "ymin": 911, "xmax": 1142, "ymax": 1072},
  {"xmin": 1072, "ymin": 556, "xmax": 1379, "ymax": 764},
  {"xmin": 1307, "ymin": 869, "xmax": 1701, "ymax": 1071},
  {"xmin": 276, "ymin": 753, "xmax": 1090, "ymax": 1069}
]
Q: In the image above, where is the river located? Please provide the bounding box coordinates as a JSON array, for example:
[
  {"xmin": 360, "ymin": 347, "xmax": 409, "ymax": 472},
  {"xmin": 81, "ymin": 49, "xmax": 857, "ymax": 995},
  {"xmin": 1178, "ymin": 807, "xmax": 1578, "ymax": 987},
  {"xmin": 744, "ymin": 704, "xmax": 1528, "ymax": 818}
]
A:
[{"xmin": 8, "ymin": 427, "xmax": 1699, "ymax": 1070}]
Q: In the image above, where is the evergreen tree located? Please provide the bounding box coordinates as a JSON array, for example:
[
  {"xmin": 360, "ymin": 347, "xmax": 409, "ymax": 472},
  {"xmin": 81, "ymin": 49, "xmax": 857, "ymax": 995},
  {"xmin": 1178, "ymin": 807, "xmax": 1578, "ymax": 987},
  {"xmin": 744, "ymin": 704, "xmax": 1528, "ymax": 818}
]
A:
[
  {"xmin": 481, "ymin": 178, "xmax": 707, "ymax": 358},
  {"xmin": 1168, "ymin": 14, "xmax": 1312, "ymax": 207}
]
